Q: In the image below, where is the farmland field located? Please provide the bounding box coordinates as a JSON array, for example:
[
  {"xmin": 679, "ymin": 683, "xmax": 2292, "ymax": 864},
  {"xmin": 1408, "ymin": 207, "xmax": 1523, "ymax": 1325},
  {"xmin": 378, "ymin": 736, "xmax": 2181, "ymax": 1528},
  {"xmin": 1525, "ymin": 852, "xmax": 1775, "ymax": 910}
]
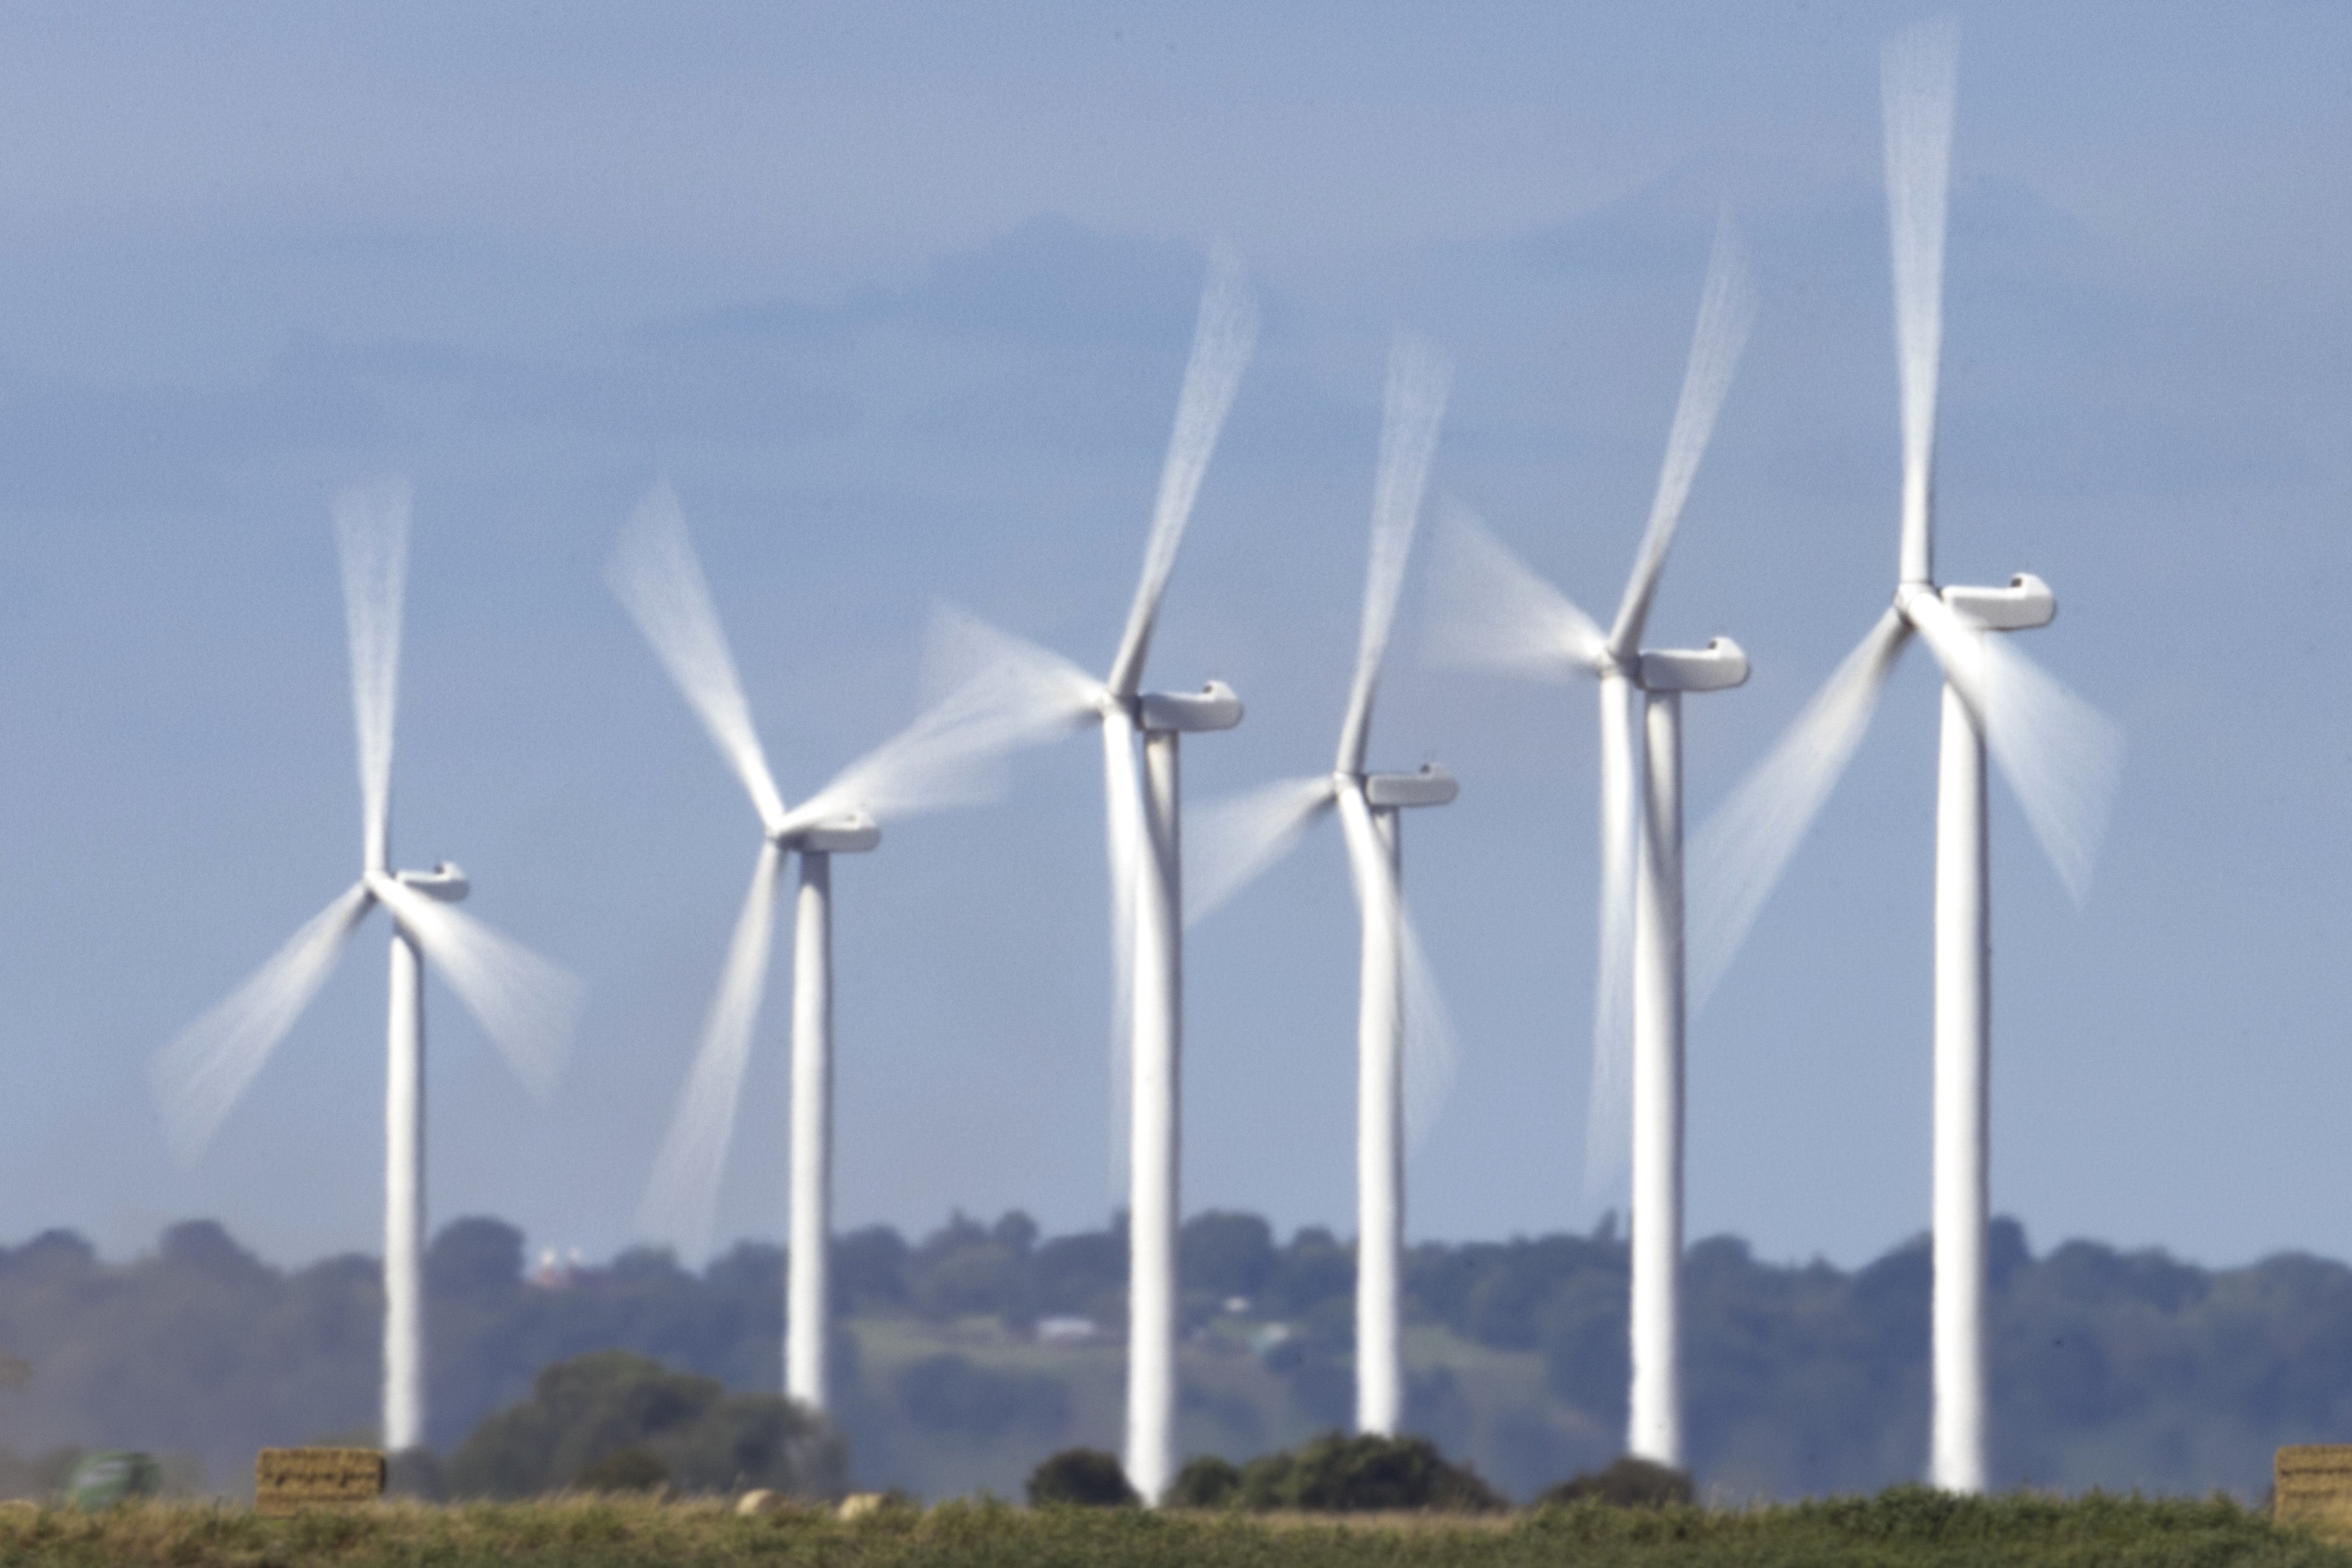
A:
[{"xmin": 0, "ymin": 1491, "xmax": 2345, "ymax": 1568}]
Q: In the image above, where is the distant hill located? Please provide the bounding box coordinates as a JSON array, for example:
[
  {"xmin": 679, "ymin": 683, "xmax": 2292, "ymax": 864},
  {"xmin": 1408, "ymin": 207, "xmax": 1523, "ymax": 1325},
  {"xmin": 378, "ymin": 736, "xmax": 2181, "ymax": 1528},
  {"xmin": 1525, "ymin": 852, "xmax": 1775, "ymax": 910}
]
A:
[{"xmin": 0, "ymin": 1211, "xmax": 2338, "ymax": 1501}]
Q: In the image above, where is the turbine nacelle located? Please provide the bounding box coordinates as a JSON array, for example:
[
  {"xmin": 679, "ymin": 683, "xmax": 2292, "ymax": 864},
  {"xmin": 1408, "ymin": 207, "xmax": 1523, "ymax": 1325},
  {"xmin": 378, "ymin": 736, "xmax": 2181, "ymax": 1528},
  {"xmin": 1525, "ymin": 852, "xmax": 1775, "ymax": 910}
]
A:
[
  {"xmin": 1940, "ymin": 573, "xmax": 2055, "ymax": 632},
  {"xmin": 1636, "ymin": 638, "xmax": 1749, "ymax": 694},
  {"xmin": 1361, "ymin": 764, "xmax": 1459, "ymax": 810},
  {"xmin": 394, "ymin": 862, "xmax": 470, "ymax": 903},
  {"xmin": 1137, "ymin": 680, "xmax": 1244, "ymax": 735},
  {"xmin": 780, "ymin": 814, "xmax": 881, "ymax": 855}
]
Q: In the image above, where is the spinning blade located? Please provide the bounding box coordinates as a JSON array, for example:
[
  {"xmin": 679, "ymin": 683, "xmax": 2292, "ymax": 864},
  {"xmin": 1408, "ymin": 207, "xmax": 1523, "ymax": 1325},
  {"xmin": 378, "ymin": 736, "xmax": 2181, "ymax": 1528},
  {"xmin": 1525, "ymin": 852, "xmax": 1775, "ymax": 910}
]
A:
[
  {"xmin": 153, "ymin": 882, "xmax": 375, "ymax": 1162},
  {"xmin": 1424, "ymin": 504, "xmax": 1607, "ymax": 678},
  {"xmin": 1609, "ymin": 212, "xmax": 1760, "ymax": 659},
  {"xmin": 369, "ymin": 877, "xmax": 582, "ymax": 1102},
  {"xmin": 1106, "ymin": 242, "xmax": 1259, "ymax": 698},
  {"xmin": 608, "ymin": 485, "xmax": 789, "ymax": 834},
  {"xmin": 636, "ymin": 841, "xmax": 785, "ymax": 1260},
  {"xmin": 335, "ymin": 479, "xmax": 411, "ymax": 873},
  {"xmin": 1337, "ymin": 335, "xmax": 1451, "ymax": 773},
  {"xmin": 1688, "ymin": 608, "xmax": 1912, "ymax": 1012},
  {"xmin": 1185, "ymin": 774, "xmax": 1338, "ymax": 925}
]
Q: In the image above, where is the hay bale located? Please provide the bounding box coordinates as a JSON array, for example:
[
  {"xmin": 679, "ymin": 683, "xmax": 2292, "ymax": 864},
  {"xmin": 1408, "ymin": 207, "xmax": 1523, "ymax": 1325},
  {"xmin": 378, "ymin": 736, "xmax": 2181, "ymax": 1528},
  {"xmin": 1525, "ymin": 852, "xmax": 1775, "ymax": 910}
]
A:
[
  {"xmin": 255, "ymin": 1447, "xmax": 385, "ymax": 1515},
  {"xmin": 2275, "ymin": 1445, "xmax": 2352, "ymax": 1524}
]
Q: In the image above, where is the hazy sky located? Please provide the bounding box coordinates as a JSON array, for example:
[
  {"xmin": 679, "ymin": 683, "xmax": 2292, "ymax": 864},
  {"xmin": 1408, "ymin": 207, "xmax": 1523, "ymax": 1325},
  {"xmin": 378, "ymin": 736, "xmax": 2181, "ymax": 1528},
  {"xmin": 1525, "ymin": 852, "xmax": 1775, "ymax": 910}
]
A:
[{"xmin": 0, "ymin": 2, "xmax": 2344, "ymax": 1275}]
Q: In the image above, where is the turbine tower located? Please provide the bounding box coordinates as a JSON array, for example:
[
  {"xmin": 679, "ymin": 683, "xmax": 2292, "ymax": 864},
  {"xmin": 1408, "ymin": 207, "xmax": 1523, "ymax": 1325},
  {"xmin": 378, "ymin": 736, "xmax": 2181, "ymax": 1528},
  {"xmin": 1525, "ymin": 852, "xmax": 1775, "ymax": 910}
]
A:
[
  {"xmin": 1684, "ymin": 19, "xmax": 2124, "ymax": 1493},
  {"xmin": 927, "ymin": 244, "xmax": 1258, "ymax": 1502},
  {"xmin": 152, "ymin": 479, "xmax": 581, "ymax": 1455},
  {"xmin": 1429, "ymin": 214, "xmax": 1757, "ymax": 1471},
  {"xmin": 613, "ymin": 484, "xmax": 1055, "ymax": 1415},
  {"xmin": 1187, "ymin": 335, "xmax": 1457, "ymax": 1438}
]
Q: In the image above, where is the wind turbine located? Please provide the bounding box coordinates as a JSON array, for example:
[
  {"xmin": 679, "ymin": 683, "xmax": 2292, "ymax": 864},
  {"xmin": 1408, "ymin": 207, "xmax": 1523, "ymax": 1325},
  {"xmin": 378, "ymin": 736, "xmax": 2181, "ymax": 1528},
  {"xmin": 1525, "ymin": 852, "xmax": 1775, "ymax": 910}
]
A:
[
  {"xmin": 613, "ymin": 483, "xmax": 1056, "ymax": 1416},
  {"xmin": 926, "ymin": 244, "xmax": 1257, "ymax": 1502},
  {"xmin": 152, "ymin": 478, "xmax": 582, "ymax": 1455},
  {"xmin": 1428, "ymin": 214, "xmax": 1758, "ymax": 1472},
  {"xmin": 1186, "ymin": 334, "xmax": 1457, "ymax": 1439},
  {"xmin": 1683, "ymin": 19, "xmax": 2124, "ymax": 1493}
]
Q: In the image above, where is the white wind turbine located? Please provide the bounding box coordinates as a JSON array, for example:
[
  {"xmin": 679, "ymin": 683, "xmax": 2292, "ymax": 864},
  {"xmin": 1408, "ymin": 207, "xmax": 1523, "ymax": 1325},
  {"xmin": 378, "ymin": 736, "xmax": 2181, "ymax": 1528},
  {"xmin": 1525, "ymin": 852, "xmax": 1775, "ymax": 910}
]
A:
[
  {"xmin": 1428, "ymin": 214, "xmax": 1758, "ymax": 1472},
  {"xmin": 926, "ymin": 244, "xmax": 1258, "ymax": 1503},
  {"xmin": 1186, "ymin": 334, "xmax": 1457, "ymax": 1439},
  {"xmin": 152, "ymin": 479, "xmax": 582, "ymax": 1455},
  {"xmin": 1684, "ymin": 19, "xmax": 2124, "ymax": 1493},
  {"xmin": 614, "ymin": 483, "xmax": 1060, "ymax": 1416}
]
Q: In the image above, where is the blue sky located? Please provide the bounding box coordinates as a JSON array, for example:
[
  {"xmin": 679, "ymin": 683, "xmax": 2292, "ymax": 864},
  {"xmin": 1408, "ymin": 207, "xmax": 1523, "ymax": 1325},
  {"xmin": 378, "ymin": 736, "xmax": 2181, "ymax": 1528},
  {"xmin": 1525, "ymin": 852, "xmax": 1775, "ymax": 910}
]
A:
[{"xmin": 0, "ymin": 1, "xmax": 2344, "ymax": 1272}]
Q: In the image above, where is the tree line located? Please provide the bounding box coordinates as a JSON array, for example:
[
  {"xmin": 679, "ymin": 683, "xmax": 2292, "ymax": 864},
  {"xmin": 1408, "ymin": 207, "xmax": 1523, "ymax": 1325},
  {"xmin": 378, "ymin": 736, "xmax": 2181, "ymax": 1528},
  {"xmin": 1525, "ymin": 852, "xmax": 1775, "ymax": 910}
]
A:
[{"xmin": 0, "ymin": 1210, "xmax": 2338, "ymax": 1499}]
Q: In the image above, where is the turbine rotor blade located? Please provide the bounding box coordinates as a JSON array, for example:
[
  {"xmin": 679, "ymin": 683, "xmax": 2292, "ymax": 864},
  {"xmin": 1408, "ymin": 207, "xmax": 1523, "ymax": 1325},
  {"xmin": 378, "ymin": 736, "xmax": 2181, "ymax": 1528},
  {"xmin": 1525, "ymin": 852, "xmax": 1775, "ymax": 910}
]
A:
[
  {"xmin": 1185, "ymin": 774, "xmax": 1338, "ymax": 926},
  {"xmin": 1607, "ymin": 211, "xmax": 1760, "ymax": 660},
  {"xmin": 335, "ymin": 478, "xmax": 411, "ymax": 872},
  {"xmin": 923, "ymin": 603, "xmax": 1104, "ymax": 728},
  {"xmin": 1423, "ymin": 503, "xmax": 1607, "ymax": 680},
  {"xmin": 1337, "ymin": 334, "xmax": 1452, "ymax": 774},
  {"xmin": 368, "ymin": 878, "xmax": 582, "ymax": 1102},
  {"xmin": 1908, "ymin": 612, "xmax": 2125, "ymax": 907},
  {"xmin": 1398, "ymin": 897, "xmax": 1461, "ymax": 1152},
  {"xmin": 1883, "ymin": 16, "xmax": 1959, "ymax": 582},
  {"xmin": 607, "ymin": 484, "xmax": 790, "ymax": 834},
  {"xmin": 1582, "ymin": 673, "xmax": 1637, "ymax": 1201},
  {"xmin": 783, "ymin": 610, "xmax": 1106, "ymax": 835},
  {"xmin": 1105, "ymin": 242, "xmax": 1259, "ymax": 698},
  {"xmin": 636, "ymin": 841, "xmax": 785, "ymax": 1262},
  {"xmin": 152, "ymin": 882, "xmax": 375, "ymax": 1163},
  {"xmin": 1687, "ymin": 607, "xmax": 1912, "ymax": 1011},
  {"xmin": 1978, "ymin": 634, "xmax": 2124, "ymax": 905}
]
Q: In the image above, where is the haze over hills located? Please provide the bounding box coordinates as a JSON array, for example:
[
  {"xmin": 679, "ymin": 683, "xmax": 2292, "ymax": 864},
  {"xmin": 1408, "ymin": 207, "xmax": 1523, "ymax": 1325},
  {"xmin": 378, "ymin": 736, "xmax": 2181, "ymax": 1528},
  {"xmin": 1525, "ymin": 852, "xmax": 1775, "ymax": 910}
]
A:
[{"xmin": 0, "ymin": 1209, "xmax": 2339, "ymax": 1503}]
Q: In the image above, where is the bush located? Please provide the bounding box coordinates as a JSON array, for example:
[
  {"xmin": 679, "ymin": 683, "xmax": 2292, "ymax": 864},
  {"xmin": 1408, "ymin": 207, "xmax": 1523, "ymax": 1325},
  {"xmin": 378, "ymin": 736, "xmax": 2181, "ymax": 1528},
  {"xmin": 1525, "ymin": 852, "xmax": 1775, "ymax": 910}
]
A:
[
  {"xmin": 1167, "ymin": 1454, "xmax": 1241, "ymax": 1508},
  {"xmin": 1025, "ymin": 1447, "xmax": 1139, "ymax": 1508},
  {"xmin": 1539, "ymin": 1454, "xmax": 1695, "ymax": 1509},
  {"xmin": 1238, "ymin": 1432, "xmax": 1502, "ymax": 1513},
  {"xmin": 573, "ymin": 1447, "xmax": 667, "ymax": 1493},
  {"xmin": 445, "ymin": 1350, "xmax": 843, "ymax": 1499}
]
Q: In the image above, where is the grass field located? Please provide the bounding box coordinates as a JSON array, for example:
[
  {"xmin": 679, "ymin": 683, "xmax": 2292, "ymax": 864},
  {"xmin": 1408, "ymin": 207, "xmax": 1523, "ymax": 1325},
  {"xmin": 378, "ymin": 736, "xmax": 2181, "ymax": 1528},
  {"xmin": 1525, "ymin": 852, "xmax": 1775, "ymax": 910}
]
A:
[{"xmin": 0, "ymin": 1490, "xmax": 2343, "ymax": 1567}]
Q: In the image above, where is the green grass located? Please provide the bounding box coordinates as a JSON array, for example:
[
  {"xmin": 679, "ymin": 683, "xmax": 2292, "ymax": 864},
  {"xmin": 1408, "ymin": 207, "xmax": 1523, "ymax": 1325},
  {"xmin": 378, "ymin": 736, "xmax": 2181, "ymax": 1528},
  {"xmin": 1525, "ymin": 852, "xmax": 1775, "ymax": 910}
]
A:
[{"xmin": 0, "ymin": 1491, "xmax": 2340, "ymax": 1568}]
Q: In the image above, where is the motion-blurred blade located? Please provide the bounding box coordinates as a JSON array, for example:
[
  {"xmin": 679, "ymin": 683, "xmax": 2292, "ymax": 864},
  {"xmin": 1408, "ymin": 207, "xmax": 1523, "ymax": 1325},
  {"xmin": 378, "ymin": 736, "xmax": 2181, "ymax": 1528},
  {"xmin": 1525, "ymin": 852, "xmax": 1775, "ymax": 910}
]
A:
[
  {"xmin": 923, "ymin": 603, "xmax": 1104, "ymax": 732},
  {"xmin": 1185, "ymin": 774, "xmax": 1338, "ymax": 925},
  {"xmin": 1105, "ymin": 242, "xmax": 1259, "ymax": 698},
  {"xmin": 1688, "ymin": 609, "xmax": 1912, "ymax": 1011},
  {"xmin": 636, "ymin": 842, "xmax": 785, "ymax": 1261},
  {"xmin": 1980, "ymin": 636, "xmax": 2124, "ymax": 905},
  {"xmin": 1423, "ymin": 503, "xmax": 1607, "ymax": 679},
  {"xmin": 607, "ymin": 484, "xmax": 789, "ymax": 834},
  {"xmin": 1336, "ymin": 334, "xmax": 1452, "ymax": 774},
  {"xmin": 1903, "ymin": 589, "xmax": 1990, "ymax": 718},
  {"xmin": 1101, "ymin": 707, "xmax": 1146, "ymax": 1186},
  {"xmin": 1583, "ymin": 674, "xmax": 1638, "ymax": 1199},
  {"xmin": 1336, "ymin": 786, "xmax": 1461, "ymax": 1152},
  {"xmin": 1607, "ymin": 211, "xmax": 1760, "ymax": 660},
  {"xmin": 1883, "ymin": 16, "xmax": 1959, "ymax": 582},
  {"xmin": 335, "ymin": 478, "xmax": 411, "ymax": 872},
  {"xmin": 1399, "ymin": 898, "xmax": 1460, "ymax": 1153},
  {"xmin": 369, "ymin": 878, "xmax": 582, "ymax": 1102},
  {"xmin": 782, "ymin": 610, "xmax": 1106, "ymax": 835},
  {"xmin": 152, "ymin": 883, "xmax": 375, "ymax": 1163}
]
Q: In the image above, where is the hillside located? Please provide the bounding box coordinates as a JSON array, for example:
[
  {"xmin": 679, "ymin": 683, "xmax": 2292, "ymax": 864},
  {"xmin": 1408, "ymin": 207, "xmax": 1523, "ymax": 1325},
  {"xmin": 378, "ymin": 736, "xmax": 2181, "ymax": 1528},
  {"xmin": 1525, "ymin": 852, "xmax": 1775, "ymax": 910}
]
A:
[{"xmin": 0, "ymin": 1211, "xmax": 2341, "ymax": 1500}]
